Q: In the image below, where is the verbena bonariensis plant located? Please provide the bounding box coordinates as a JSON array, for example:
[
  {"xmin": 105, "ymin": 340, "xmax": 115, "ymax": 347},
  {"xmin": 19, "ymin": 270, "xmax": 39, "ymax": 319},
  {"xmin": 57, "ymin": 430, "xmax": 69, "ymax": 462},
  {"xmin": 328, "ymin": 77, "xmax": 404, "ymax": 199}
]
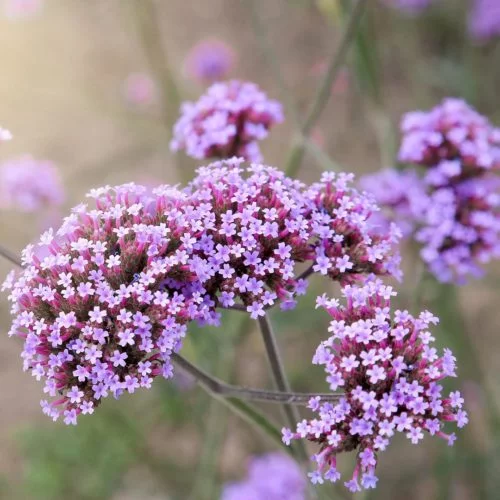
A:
[
  {"xmin": 221, "ymin": 452, "xmax": 306, "ymax": 500},
  {"xmin": 0, "ymin": 155, "xmax": 64, "ymax": 212},
  {"xmin": 184, "ymin": 38, "xmax": 235, "ymax": 84},
  {"xmin": 361, "ymin": 98, "xmax": 500, "ymax": 283},
  {"xmin": 170, "ymin": 80, "xmax": 283, "ymax": 162},
  {"xmin": 283, "ymin": 278, "xmax": 467, "ymax": 492}
]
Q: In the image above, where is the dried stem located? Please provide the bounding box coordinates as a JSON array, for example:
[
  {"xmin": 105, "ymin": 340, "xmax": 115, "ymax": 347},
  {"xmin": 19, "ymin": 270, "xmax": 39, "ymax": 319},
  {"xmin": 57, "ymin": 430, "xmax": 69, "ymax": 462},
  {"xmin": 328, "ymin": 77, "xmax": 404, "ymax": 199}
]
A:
[{"xmin": 173, "ymin": 352, "xmax": 340, "ymax": 405}]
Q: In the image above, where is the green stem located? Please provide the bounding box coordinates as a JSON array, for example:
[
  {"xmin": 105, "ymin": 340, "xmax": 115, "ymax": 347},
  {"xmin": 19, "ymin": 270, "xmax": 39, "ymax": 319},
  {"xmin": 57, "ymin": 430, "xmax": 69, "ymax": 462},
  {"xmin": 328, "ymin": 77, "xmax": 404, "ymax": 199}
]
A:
[
  {"xmin": 303, "ymin": 138, "xmax": 342, "ymax": 172},
  {"xmin": 131, "ymin": 0, "xmax": 189, "ymax": 183},
  {"xmin": 257, "ymin": 315, "xmax": 309, "ymax": 463},
  {"xmin": 173, "ymin": 353, "xmax": 341, "ymax": 404},
  {"xmin": 247, "ymin": 0, "xmax": 300, "ymax": 128},
  {"xmin": 285, "ymin": 0, "xmax": 368, "ymax": 177}
]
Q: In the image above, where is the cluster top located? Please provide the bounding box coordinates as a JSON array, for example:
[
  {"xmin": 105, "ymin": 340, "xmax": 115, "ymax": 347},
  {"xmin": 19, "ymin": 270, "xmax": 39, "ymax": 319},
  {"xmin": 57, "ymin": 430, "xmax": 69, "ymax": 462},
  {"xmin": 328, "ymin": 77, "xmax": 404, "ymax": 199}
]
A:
[{"xmin": 170, "ymin": 81, "xmax": 283, "ymax": 162}]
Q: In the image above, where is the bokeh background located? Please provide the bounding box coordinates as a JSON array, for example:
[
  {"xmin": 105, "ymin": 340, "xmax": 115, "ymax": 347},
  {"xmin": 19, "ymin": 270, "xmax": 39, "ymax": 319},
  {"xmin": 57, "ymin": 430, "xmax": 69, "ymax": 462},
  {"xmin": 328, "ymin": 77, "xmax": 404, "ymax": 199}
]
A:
[{"xmin": 1, "ymin": 0, "xmax": 500, "ymax": 499}]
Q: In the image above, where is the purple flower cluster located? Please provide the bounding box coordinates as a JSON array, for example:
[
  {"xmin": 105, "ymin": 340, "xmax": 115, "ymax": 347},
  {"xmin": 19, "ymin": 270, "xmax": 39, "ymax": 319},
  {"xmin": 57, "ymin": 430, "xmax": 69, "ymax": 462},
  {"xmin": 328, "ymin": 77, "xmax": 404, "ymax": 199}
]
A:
[
  {"xmin": 360, "ymin": 168, "xmax": 427, "ymax": 237},
  {"xmin": 468, "ymin": 0, "xmax": 500, "ymax": 41},
  {"xmin": 363, "ymin": 98, "xmax": 500, "ymax": 283},
  {"xmin": 381, "ymin": 0, "xmax": 434, "ymax": 14},
  {"xmin": 0, "ymin": 156, "xmax": 64, "ymax": 212},
  {"xmin": 185, "ymin": 159, "xmax": 401, "ymax": 317},
  {"xmin": 399, "ymin": 98, "xmax": 500, "ymax": 170},
  {"xmin": 2, "ymin": 183, "xmax": 218, "ymax": 424},
  {"xmin": 185, "ymin": 39, "xmax": 235, "ymax": 84},
  {"xmin": 283, "ymin": 279, "xmax": 467, "ymax": 492},
  {"xmin": 0, "ymin": 127, "xmax": 12, "ymax": 142},
  {"xmin": 3, "ymin": 159, "xmax": 402, "ymax": 423},
  {"xmin": 170, "ymin": 81, "xmax": 283, "ymax": 162},
  {"xmin": 221, "ymin": 452, "xmax": 306, "ymax": 500}
]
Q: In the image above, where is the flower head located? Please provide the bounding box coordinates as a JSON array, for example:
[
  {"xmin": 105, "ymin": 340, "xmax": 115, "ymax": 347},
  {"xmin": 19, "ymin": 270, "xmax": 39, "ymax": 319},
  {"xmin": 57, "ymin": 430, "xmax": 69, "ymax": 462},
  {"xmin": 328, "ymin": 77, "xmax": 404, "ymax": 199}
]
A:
[
  {"xmin": 0, "ymin": 156, "xmax": 64, "ymax": 211},
  {"xmin": 221, "ymin": 452, "xmax": 306, "ymax": 500},
  {"xmin": 468, "ymin": 0, "xmax": 500, "ymax": 42},
  {"xmin": 2, "ymin": 183, "xmax": 218, "ymax": 424},
  {"xmin": 368, "ymin": 99, "xmax": 500, "ymax": 283},
  {"xmin": 170, "ymin": 81, "xmax": 283, "ymax": 162},
  {"xmin": 399, "ymin": 98, "xmax": 500, "ymax": 171},
  {"xmin": 283, "ymin": 279, "xmax": 466, "ymax": 492},
  {"xmin": 359, "ymin": 168, "xmax": 428, "ymax": 237},
  {"xmin": 182, "ymin": 159, "xmax": 401, "ymax": 316},
  {"xmin": 397, "ymin": 98, "xmax": 500, "ymax": 283},
  {"xmin": 184, "ymin": 38, "xmax": 235, "ymax": 83}
]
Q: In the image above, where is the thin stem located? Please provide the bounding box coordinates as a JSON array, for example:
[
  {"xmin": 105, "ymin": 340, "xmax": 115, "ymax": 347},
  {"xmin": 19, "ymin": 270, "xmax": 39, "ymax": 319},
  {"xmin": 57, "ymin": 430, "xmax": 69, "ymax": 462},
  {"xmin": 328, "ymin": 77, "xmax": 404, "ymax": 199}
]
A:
[
  {"xmin": 0, "ymin": 246, "xmax": 21, "ymax": 268},
  {"xmin": 247, "ymin": 0, "xmax": 300, "ymax": 128},
  {"xmin": 257, "ymin": 314, "xmax": 309, "ymax": 462},
  {"xmin": 188, "ymin": 316, "xmax": 250, "ymax": 500},
  {"xmin": 215, "ymin": 396, "xmax": 286, "ymax": 450},
  {"xmin": 173, "ymin": 353, "xmax": 340, "ymax": 405},
  {"xmin": 285, "ymin": 0, "xmax": 368, "ymax": 177},
  {"xmin": 303, "ymin": 138, "xmax": 342, "ymax": 172},
  {"xmin": 296, "ymin": 264, "xmax": 315, "ymax": 282},
  {"xmin": 303, "ymin": 0, "xmax": 368, "ymax": 135},
  {"xmin": 130, "ymin": 0, "xmax": 189, "ymax": 183}
]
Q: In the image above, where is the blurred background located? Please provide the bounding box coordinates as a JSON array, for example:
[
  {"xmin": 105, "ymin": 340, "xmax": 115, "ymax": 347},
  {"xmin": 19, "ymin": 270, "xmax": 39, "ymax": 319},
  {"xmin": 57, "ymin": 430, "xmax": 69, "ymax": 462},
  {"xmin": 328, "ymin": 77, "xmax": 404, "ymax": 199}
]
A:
[{"xmin": 1, "ymin": 0, "xmax": 500, "ymax": 499}]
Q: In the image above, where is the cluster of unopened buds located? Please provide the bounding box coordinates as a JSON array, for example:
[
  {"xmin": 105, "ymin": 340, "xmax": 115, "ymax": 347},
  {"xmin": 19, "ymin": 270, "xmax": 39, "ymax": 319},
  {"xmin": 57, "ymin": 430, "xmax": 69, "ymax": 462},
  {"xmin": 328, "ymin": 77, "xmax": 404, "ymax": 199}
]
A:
[{"xmin": 362, "ymin": 98, "xmax": 500, "ymax": 284}]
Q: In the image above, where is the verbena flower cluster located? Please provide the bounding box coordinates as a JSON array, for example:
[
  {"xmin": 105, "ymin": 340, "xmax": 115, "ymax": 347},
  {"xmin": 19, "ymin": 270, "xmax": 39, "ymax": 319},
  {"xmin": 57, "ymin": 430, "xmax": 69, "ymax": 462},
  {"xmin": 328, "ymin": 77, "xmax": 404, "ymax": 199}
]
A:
[
  {"xmin": 170, "ymin": 81, "xmax": 283, "ymax": 162},
  {"xmin": 362, "ymin": 98, "xmax": 500, "ymax": 283},
  {"xmin": 185, "ymin": 39, "xmax": 235, "ymax": 83},
  {"xmin": 184, "ymin": 159, "xmax": 401, "ymax": 317},
  {"xmin": 359, "ymin": 168, "xmax": 427, "ymax": 237},
  {"xmin": 0, "ymin": 156, "xmax": 64, "ymax": 211},
  {"xmin": 2, "ymin": 159, "xmax": 402, "ymax": 423},
  {"xmin": 221, "ymin": 452, "xmax": 306, "ymax": 500},
  {"xmin": 2, "ymin": 183, "xmax": 219, "ymax": 424},
  {"xmin": 468, "ymin": 0, "xmax": 500, "ymax": 41},
  {"xmin": 283, "ymin": 279, "xmax": 467, "ymax": 493}
]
